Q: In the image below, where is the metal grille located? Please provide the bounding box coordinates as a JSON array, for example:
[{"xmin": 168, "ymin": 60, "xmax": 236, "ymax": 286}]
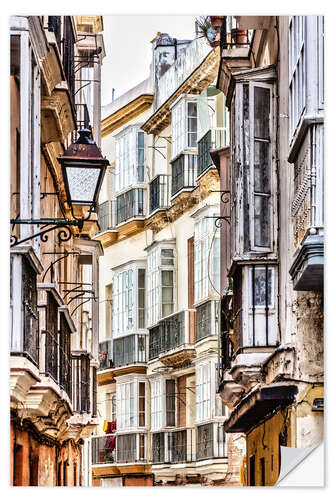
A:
[
  {"xmin": 148, "ymin": 310, "xmax": 185, "ymax": 360},
  {"xmin": 91, "ymin": 434, "xmax": 116, "ymax": 465},
  {"xmin": 149, "ymin": 174, "xmax": 169, "ymax": 213},
  {"xmin": 45, "ymin": 292, "xmax": 58, "ymax": 380},
  {"xmin": 48, "ymin": 16, "xmax": 61, "ymax": 51},
  {"xmin": 116, "ymin": 188, "xmax": 145, "ymax": 225},
  {"xmin": 113, "ymin": 334, "xmax": 146, "ymax": 367},
  {"xmin": 72, "ymin": 353, "xmax": 90, "ymax": 413},
  {"xmin": 168, "ymin": 429, "xmax": 187, "ymax": 463},
  {"xmin": 171, "ymin": 154, "xmax": 197, "ymax": 196},
  {"xmin": 197, "ymin": 130, "xmax": 212, "ymax": 177},
  {"xmin": 63, "ymin": 17, "xmax": 75, "ymax": 106},
  {"xmin": 22, "ymin": 256, "xmax": 39, "ymax": 366},
  {"xmin": 196, "ymin": 301, "xmax": 212, "ymax": 341},
  {"xmin": 59, "ymin": 314, "xmax": 72, "ymax": 399},
  {"xmin": 196, "ymin": 423, "xmax": 227, "ymax": 460},
  {"xmin": 98, "ymin": 339, "xmax": 112, "ymax": 370},
  {"xmin": 98, "ymin": 200, "xmax": 116, "ymax": 232},
  {"xmin": 152, "ymin": 433, "xmax": 165, "ymax": 464}
]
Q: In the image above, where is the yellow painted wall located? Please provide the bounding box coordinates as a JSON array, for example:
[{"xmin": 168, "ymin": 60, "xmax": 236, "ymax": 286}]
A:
[{"xmin": 245, "ymin": 410, "xmax": 291, "ymax": 486}]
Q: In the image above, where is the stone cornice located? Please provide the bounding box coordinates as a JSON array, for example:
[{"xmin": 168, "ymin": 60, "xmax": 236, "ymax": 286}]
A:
[
  {"xmin": 142, "ymin": 48, "xmax": 219, "ymax": 136},
  {"xmin": 101, "ymin": 94, "xmax": 154, "ymax": 138}
]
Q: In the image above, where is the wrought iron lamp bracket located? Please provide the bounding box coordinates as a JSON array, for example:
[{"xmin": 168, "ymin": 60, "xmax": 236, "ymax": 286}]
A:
[{"xmin": 10, "ymin": 219, "xmax": 84, "ymax": 248}]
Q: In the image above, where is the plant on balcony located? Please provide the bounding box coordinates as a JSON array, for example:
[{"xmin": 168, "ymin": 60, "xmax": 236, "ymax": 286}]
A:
[{"xmin": 195, "ymin": 16, "xmax": 219, "ymax": 47}]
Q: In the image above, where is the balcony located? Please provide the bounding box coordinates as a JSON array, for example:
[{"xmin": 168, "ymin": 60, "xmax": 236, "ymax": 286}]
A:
[
  {"xmin": 72, "ymin": 353, "xmax": 90, "ymax": 413},
  {"xmin": 97, "ymin": 340, "xmax": 115, "ymax": 385},
  {"xmin": 94, "ymin": 201, "xmax": 118, "ymax": 248},
  {"xmin": 149, "ymin": 175, "xmax": 170, "ymax": 214},
  {"xmin": 149, "ymin": 310, "xmax": 196, "ymax": 367},
  {"xmin": 196, "ymin": 422, "xmax": 227, "ymax": 461},
  {"xmin": 216, "ymin": 16, "xmax": 252, "ymax": 101},
  {"xmin": 171, "ymin": 154, "xmax": 197, "ymax": 198},
  {"xmin": 196, "ymin": 300, "xmax": 218, "ymax": 343},
  {"xmin": 92, "ymin": 432, "xmax": 149, "ymax": 476},
  {"xmin": 111, "ymin": 334, "xmax": 147, "ymax": 376},
  {"xmin": 197, "ymin": 128, "xmax": 228, "ymax": 179}
]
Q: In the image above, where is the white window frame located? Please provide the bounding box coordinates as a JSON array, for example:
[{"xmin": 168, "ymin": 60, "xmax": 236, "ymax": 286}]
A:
[
  {"xmin": 112, "ymin": 262, "xmax": 146, "ymax": 337},
  {"xmin": 193, "ymin": 208, "xmax": 220, "ymax": 304},
  {"xmin": 147, "ymin": 243, "xmax": 176, "ymax": 327},
  {"xmin": 150, "ymin": 377, "xmax": 163, "ymax": 430},
  {"xmin": 195, "ymin": 362, "xmax": 212, "ymax": 423},
  {"xmin": 116, "ymin": 377, "xmax": 147, "ymax": 431},
  {"xmin": 115, "ymin": 125, "xmax": 146, "ymax": 194},
  {"xmin": 242, "ymin": 265, "xmax": 278, "ymax": 347},
  {"xmin": 249, "ymin": 81, "xmax": 273, "ymax": 253},
  {"xmin": 171, "ymin": 95, "xmax": 198, "ymax": 160},
  {"xmin": 289, "ymin": 16, "xmax": 306, "ymax": 141}
]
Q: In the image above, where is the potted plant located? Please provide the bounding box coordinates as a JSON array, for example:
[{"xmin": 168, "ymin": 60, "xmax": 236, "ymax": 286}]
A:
[{"xmin": 195, "ymin": 16, "xmax": 220, "ymax": 48}]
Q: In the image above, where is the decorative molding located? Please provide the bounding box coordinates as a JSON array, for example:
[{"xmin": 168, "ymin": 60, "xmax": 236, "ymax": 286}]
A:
[
  {"xmin": 142, "ymin": 48, "xmax": 219, "ymax": 135},
  {"xmin": 41, "ymin": 87, "xmax": 76, "ymax": 144},
  {"xmin": 101, "ymin": 95, "xmax": 154, "ymax": 138}
]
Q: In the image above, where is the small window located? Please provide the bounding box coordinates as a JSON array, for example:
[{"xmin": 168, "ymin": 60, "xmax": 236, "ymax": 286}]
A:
[
  {"xmin": 166, "ymin": 379, "xmax": 176, "ymax": 426},
  {"xmin": 139, "ymin": 382, "xmax": 146, "ymax": 427}
]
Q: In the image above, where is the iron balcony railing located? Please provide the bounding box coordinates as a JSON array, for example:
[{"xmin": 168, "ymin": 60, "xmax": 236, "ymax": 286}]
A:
[
  {"xmin": 116, "ymin": 188, "xmax": 145, "ymax": 225},
  {"xmin": 48, "ymin": 16, "xmax": 62, "ymax": 52},
  {"xmin": 171, "ymin": 154, "xmax": 197, "ymax": 197},
  {"xmin": 149, "ymin": 174, "xmax": 170, "ymax": 214},
  {"xmin": 196, "ymin": 300, "xmax": 218, "ymax": 342},
  {"xmin": 59, "ymin": 314, "xmax": 72, "ymax": 400},
  {"xmin": 196, "ymin": 422, "xmax": 227, "ymax": 461},
  {"xmin": 197, "ymin": 128, "xmax": 228, "ymax": 178},
  {"xmin": 167, "ymin": 428, "xmax": 195, "ymax": 463},
  {"xmin": 98, "ymin": 340, "xmax": 113, "ymax": 370},
  {"xmin": 220, "ymin": 16, "xmax": 253, "ymax": 49},
  {"xmin": 91, "ymin": 433, "xmax": 147, "ymax": 465},
  {"xmin": 72, "ymin": 353, "xmax": 90, "ymax": 413},
  {"xmin": 22, "ymin": 256, "xmax": 39, "ymax": 366},
  {"xmin": 149, "ymin": 310, "xmax": 186, "ymax": 360},
  {"xmin": 98, "ymin": 200, "xmax": 116, "ymax": 233},
  {"xmin": 113, "ymin": 334, "xmax": 147, "ymax": 367}
]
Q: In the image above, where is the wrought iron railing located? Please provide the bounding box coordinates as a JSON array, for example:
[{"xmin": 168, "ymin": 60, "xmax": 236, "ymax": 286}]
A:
[
  {"xmin": 196, "ymin": 422, "xmax": 227, "ymax": 460},
  {"xmin": 48, "ymin": 16, "xmax": 62, "ymax": 52},
  {"xmin": 152, "ymin": 432, "xmax": 165, "ymax": 464},
  {"xmin": 197, "ymin": 128, "xmax": 228, "ymax": 178},
  {"xmin": 113, "ymin": 334, "xmax": 146, "ymax": 367},
  {"xmin": 196, "ymin": 300, "xmax": 213, "ymax": 342},
  {"xmin": 98, "ymin": 340, "xmax": 113, "ymax": 370},
  {"xmin": 116, "ymin": 188, "xmax": 145, "ymax": 225},
  {"xmin": 63, "ymin": 16, "xmax": 75, "ymax": 106},
  {"xmin": 171, "ymin": 154, "xmax": 197, "ymax": 197},
  {"xmin": 91, "ymin": 433, "xmax": 146, "ymax": 465},
  {"xmin": 220, "ymin": 16, "xmax": 252, "ymax": 49},
  {"xmin": 167, "ymin": 428, "xmax": 195, "ymax": 463},
  {"xmin": 149, "ymin": 310, "xmax": 186, "ymax": 360},
  {"xmin": 43, "ymin": 329, "xmax": 58, "ymax": 381},
  {"xmin": 98, "ymin": 200, "xmax": 116, "ymax": 233},
  {"xmin": 59, "ymin": 314, "xmax": 72, "ymax": 399},
  {"xmin": 72, "ymin": 353, "xmax": 90, "ymax": 413},
  {"xmin": 149, "ymin": 174, "xmax": 170, "ymax": 214},
  {"xmin": 22, "ymin": 256, "xmax": 39, "ymax": 366},
  {"xmin": 221, "ymin": 332, "xmax": 234, "ymax": 372}
]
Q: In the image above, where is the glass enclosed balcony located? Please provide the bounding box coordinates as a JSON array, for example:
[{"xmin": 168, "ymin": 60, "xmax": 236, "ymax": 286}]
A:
[
  {"xmin": 149, "ymin": 174, "xmax": 170, "ymax": 214},
  {"xmin": 171, "ymin": 154, "xmax": 197, "ymax": 197}
]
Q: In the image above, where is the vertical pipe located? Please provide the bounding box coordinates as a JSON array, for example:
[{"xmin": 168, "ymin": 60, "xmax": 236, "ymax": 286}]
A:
[{"xmin": 252, "ymin": 265, "xmax": 255, "ymax": 346}]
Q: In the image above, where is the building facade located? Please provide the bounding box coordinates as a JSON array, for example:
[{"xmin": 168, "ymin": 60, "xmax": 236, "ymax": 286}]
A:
[
  {"xmin": 207, "ymin": 15, "xmax": 324, "ymax": 486},
  {"xmin": 92, "ymin": 32, "xmax": 235, "ymax": 486},
  {"xmin": 10, "ymin": 15, "xmax": 106, "ymax": 486}
]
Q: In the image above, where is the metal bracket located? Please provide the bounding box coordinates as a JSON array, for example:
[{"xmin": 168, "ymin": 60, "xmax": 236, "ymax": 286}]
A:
[
  {"xmin": 10, "ymin": 219, "xmax": 84, "ymax": 248},
  {"xmin": 205, "ymin": 215, "xmax": 231, "ymax": 227}
]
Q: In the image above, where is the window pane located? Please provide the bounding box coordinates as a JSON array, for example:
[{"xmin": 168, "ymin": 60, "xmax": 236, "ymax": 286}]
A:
[
  {"xmin": 162, "ymin": 270, "xmax": 173, "ymax": 286},
  {"xmin": 254, "ymin": 141, "xmax": 270, "ymax": 193},
  {"xmin": 253, "ymin": 268, "xmax": 273, "ymax": 307},
  {"xmin": 254, "ymin": 87, "xmax": 270, "ymax": 139},
  {"xmin": 254, "ymin": 196, "xmax": 270, "ymax": 247}
]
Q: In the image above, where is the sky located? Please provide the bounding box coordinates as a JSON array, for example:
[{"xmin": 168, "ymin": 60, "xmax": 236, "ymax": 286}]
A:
[{"xmin": 101, "ymin": 15, "xmax": 197, "ymax": 107}]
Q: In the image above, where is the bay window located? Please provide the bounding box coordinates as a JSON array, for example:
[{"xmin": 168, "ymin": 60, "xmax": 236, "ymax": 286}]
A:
[
  {"xmin": 112, "ymin": 264, "xmax": 146, "ymax": 336},
  {"xmin": 234, "ymin": 265, "xmax": 278, "ymax": 349},
  {"xmin": 196, "ymin": 363, "xmax": 211, "ymax": 422},
  {"xmin": 147, "ymin": 244, "xmax": 175, "ymax": 326},
  {"xmin": 116, "ymin": 378, "xmax": 147, "ymax": 430},
  {"xmin": 115, "ymin": 126, "xmax": 146, "ymax": 192},
  {"xmin": 194, "ymin": 211, "xmax": 220, "ymax": 303},
  {"xmin": 151, "ymin": 378, "xmax": 163, "ymax": 430},
  {"xmin": 116, "ymin": 188, "xmax": 145, "ymax": 225},
  {"xmin": 171, "ymin": 95, "xmax": 198, "ymax": 159},
  {"xmin": 231, "ymin": 72, "xmax": 276, "ymax": 257}
]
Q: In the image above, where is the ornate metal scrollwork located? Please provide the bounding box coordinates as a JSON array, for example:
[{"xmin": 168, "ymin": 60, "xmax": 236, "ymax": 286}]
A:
[{"xmin": 10, "ymin": 219, "xmax": 79, "ymax": 248}]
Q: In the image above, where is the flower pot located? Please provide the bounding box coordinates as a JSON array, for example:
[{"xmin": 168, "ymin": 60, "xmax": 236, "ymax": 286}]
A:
[
  {"xmin": 210, "ymin": 16, "xmax": 225, "ymax": 30},
  {"xmin": 231, "ymin": 28, "xmax": 248, "ymax": 45}
]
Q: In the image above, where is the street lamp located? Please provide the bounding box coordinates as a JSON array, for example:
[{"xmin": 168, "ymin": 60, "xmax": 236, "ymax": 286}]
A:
[
  {"xmin": 58, "ymin": 129, "xmax": 109, "ymax": 210},
  {"xmin": 10, "ymin": 129, "xmax": 109, "ymax": 247}
]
